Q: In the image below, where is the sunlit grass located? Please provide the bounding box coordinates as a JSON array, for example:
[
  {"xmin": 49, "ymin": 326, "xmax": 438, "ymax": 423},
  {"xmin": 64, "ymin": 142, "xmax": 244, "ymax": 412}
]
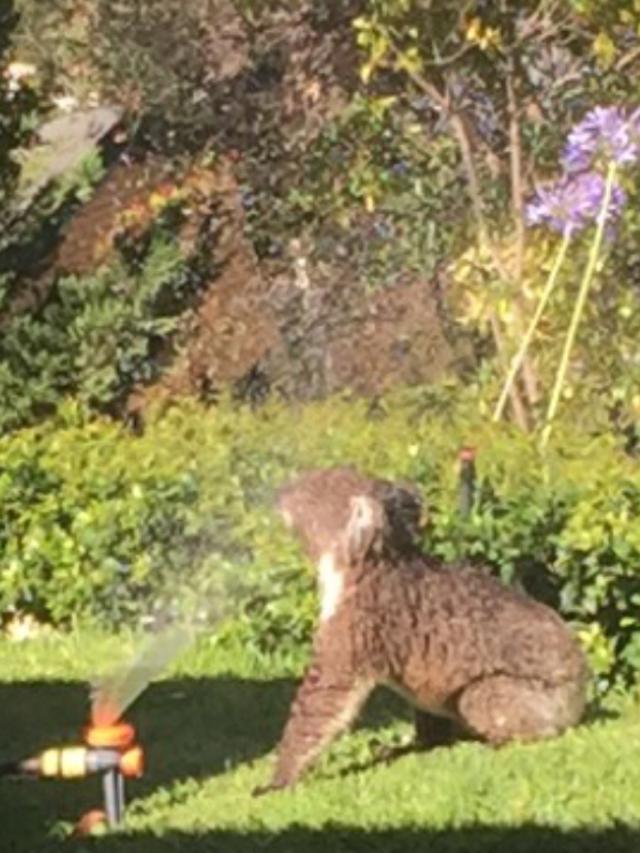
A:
[{"xmin": 1, "ymin": 631, "xmax": 640, "ymax": 852}]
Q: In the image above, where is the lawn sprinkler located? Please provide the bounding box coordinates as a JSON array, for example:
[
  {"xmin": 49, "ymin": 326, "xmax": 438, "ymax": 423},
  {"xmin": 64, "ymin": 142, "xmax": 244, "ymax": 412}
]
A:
[
  {"xmin": 0, "ymin": 625, "xmax": 191, "ymax": 834},
  {"xmin": 0, "ymin": 718, "xmax": 143, "ymax": 829}
]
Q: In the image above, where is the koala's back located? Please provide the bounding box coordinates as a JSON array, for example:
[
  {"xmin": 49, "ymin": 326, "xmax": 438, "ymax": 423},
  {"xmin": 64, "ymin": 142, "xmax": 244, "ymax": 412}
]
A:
[{"xmin": 334, "ymin": 559, "xmax": 587, "ymax": 710}]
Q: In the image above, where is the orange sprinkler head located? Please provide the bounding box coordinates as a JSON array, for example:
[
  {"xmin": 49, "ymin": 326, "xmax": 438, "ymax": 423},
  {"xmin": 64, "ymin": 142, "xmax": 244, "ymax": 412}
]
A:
[
  {"xmin": 84, "ymin": 721, "xmax": 135, "ymax": 750},
  {"xmin": 459, "ymin": 446, "xmax": 477, "ymax": 462},
  {"xmin": 72, "ymin": 809, "xmax": 107, "ymax": 838},
  {"xmin": 119, "ymin": 745, "xmax": 144, "ymax": 779}
]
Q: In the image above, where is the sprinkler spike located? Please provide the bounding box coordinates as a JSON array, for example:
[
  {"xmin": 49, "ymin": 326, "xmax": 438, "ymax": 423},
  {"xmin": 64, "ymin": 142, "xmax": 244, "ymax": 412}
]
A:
[
  {"xmin": 103, "ymin": 767, "xmax": 125, "ymax": 827},
  {"xmin": 458, "ymin": 446, "xmax": 477, "ymax": 518}
]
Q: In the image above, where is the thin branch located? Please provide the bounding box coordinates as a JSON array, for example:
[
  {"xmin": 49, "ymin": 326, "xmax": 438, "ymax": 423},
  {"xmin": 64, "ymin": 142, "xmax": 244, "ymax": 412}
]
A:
[
  {"xmin": 517, "ymin": 0, "xmax": 566, "ymax": 43},
  {"xmin": 490, "ymin": 313, "xmax": 530, "ymax": 431},
  {"xmin": 423, "ymin": 42, "xmax": 475, "ymax": 69},
  {"xmin": 387, "ymin": 38, "xmax": 487, "ymax": 238},
  {"xmin": 615, "ymin": 43, "xmax": 640, "ymax": 73},
  {"xmin": 515, "ymin": 9, "xmax": 576, "ymax": 49},
  {"xmin": 506, "ymin": 63, "xmax": 539, "ymax": 406},
  {"xmin": 385, "ymin": 31, "xmax": 529, "ymax": 429},
  {"xmin": 507, "ymin": 73, "xmax": 525, "ymax": 285}
]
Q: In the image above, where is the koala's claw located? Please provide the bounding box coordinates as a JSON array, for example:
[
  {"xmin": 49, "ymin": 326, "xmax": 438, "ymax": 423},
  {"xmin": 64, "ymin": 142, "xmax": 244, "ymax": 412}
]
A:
[{"xmin": 251, "ymin": 780, "xmax": 287, "ymax": 798}]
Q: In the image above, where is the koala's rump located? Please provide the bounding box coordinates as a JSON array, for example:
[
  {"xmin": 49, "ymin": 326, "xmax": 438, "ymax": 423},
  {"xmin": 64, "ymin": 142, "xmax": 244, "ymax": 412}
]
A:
[{"xmin": 347, "ymin": 563, "xmax": 587, "ymax": 713}]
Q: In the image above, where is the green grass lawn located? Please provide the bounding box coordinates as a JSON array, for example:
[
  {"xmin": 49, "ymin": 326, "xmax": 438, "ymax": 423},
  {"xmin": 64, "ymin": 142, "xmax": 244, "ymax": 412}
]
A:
[{"xmin": 1, "ymin": 632, "xmax": 640, "ymax": 852}]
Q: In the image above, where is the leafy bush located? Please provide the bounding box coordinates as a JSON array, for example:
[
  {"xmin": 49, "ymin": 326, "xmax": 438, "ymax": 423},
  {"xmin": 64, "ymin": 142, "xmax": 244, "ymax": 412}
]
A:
[
  {"xmin": 0, "ymin": 1, "xmax": 42, "ymax": 221},
  {"xmin": 1, "ymin": 388, "xmax": 640, "ymax": 691},
  {"xmin": 0, "ymin": 206, "xmax": 201, "ymax": 430},
  {"xmin": 0, "ymin": 404, "xmax": 198, "ymax": 625}
]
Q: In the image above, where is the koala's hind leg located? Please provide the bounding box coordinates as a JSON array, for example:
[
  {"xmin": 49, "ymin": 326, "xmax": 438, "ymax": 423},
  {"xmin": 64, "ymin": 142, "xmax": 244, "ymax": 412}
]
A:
[
  {"xmin": 456, "ymin": 674, "xmax": 587, "ymax": 745},
  {"xmin": 414, "ymin": 710, "xmax": 461, "ymax": 749},
  {"xmin": 254, "ymin": 661, "xmax": 373, "ymax": 795},
  {"xmin": 371, "ymin": 710, "xmax": 462, "ymax": 768}
]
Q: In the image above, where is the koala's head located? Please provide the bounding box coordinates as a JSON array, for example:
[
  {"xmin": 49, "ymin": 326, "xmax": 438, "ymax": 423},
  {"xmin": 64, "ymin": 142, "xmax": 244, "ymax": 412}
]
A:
[{"xmin": 276, "ymin": 466, "xmax": 423, "ymax": 567}]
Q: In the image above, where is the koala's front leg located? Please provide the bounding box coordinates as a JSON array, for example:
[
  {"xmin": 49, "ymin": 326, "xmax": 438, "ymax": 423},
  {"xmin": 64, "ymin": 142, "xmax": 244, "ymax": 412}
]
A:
[{"xmin": 254, "ymin": 657, "xmax": 373, "ymax": 795}]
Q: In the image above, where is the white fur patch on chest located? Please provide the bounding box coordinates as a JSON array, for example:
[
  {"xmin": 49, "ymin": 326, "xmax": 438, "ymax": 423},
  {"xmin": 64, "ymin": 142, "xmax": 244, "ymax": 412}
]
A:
[{"xmin": 317, "ymin": 552, "xmax": 344, "ymax": 622}]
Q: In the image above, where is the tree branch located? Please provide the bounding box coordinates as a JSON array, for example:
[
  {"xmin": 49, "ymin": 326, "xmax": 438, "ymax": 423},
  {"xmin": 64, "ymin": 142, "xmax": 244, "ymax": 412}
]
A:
[
  {"xmin": 615, "ymin": 43, "xmax": 640, "ymax": 73},
  {"xmin": 490, "ymin": 312, "xmax": 530, "ymax": 431},
  {"xmin": 506, "ymin": 63, "xmax": 539, "ymax": 407},
  {"xmin": 385, "ymin": 33, "xmax": 529, "ymax": 429}
]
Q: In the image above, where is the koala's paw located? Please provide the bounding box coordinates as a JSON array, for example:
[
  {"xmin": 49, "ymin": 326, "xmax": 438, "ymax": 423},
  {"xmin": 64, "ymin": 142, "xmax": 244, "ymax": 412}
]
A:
[{"xmin": 251, "ymin": 779, "xmax": 288, "ymax": 798}]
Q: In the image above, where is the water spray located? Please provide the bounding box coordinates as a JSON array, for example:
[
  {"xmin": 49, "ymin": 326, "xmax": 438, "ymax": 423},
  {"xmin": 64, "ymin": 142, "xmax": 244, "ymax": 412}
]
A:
[{"xmin": 0, "ymin": 625, "xmax": 192, "ymax": 834}]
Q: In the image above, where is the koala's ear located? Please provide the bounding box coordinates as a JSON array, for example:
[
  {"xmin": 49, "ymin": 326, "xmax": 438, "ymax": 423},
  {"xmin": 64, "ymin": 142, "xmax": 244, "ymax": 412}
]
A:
[{"xmin": 343, "ymin": 494, "xmax": 382, "ymax": 564}]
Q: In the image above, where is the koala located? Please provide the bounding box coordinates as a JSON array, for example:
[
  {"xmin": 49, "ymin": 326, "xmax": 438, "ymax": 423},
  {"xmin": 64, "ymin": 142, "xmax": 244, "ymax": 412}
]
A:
[{"xmin": 256, "ymin": 466, "xmax": 589, "ymax": 794}]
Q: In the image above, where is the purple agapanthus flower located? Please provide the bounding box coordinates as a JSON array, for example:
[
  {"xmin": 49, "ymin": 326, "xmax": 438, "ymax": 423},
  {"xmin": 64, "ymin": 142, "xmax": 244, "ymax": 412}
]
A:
[
  {"xmin": 525, "ymin": 171, "xmax": 626, "ymax": 235},
  {"xmin": 562, "ymin": 106, "xmax": 640, "ymax": 173}
]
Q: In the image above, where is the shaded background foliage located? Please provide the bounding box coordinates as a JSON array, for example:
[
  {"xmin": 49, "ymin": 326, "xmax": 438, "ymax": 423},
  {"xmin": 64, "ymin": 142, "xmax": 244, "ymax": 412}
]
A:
[
  {"xmin": 6, "ymin": 0, "xmax": 640, "ymax": 422},
  {"xmin": 4, "ymin": 1, "xmax": 639, "ymax": 414}
]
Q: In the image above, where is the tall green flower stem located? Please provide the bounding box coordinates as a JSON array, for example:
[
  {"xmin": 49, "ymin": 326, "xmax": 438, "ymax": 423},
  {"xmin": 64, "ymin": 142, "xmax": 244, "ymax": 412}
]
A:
[
  {"xmin": 493, "ymin": 228, "xmax": 572, "ymax": 423},
  {"xmin": 540, "ymin": 161, "xmax": 618, "ymax": 449}
]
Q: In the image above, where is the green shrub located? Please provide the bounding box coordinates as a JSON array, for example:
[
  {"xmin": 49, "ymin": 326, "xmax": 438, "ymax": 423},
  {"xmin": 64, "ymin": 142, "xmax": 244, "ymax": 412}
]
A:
[
  {"xmin": 0, "ymin": 404, "xmax": 199, "ymax": 625},
  {"xmin": 0, "ymin": 1, "xmax": 42, "ymax": 214},
  {"xmin": 1, "ymin": 388, "xmax": 639, "ymax": 691},
  {"xmin": 0, "ymin": 211, "xmax": 199, "ymax": 430}
]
